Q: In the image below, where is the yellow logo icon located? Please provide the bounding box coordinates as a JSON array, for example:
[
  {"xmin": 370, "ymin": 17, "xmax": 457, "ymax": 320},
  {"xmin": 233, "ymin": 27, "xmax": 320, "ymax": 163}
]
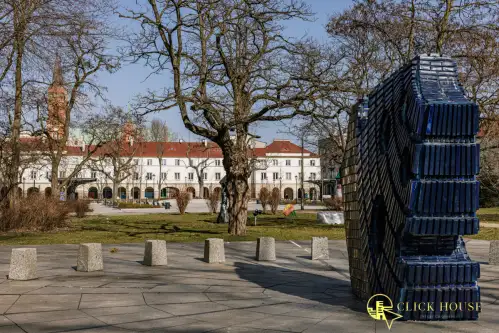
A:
[{"xmin": 367, "ymin": 294, "xmax": 403, "ymax": 330}]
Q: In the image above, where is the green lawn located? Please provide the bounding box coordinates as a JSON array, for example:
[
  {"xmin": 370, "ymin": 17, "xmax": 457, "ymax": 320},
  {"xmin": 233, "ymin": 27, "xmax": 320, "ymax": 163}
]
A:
[
  {"xmin": 0, "ymin": 213, "xmax": 345, "ymax": 245},
  {"xmin": 1, "ymin": 211, "xmax": 498, "ymax": 246},
  {"xmin": 478, "ymin": 207, "xmax": 499, "ymax": 224}
]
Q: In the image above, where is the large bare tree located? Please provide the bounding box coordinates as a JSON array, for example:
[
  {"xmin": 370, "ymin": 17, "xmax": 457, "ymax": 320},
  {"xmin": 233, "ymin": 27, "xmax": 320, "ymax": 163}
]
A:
[
  {"xmin": 121, "ymin": 0, "xmax": 341, "ymax": 235},
  {"xmin": 0, "ymin": 0, "xmax": 116, "ymax": 205},
  {"xmin": 88, "ymin": 106, "xmax": 144, "ymax": 203},
  {"xmin": 184, "ymin": 142, "xmax": 215, "ymax": 199},
  {"xmin": 145, "ymin": 118, "xmax": 176, "ymax": 199}
]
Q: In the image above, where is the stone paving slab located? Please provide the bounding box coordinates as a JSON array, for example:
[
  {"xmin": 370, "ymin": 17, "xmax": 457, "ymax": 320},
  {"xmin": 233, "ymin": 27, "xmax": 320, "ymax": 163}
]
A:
[{"xmin": 0, "ymin": 240, "xmax": 497, "ymax": 332}]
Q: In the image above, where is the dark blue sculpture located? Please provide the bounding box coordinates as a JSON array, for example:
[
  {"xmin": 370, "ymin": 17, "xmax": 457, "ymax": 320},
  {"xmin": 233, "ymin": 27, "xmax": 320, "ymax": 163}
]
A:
[{"xmin": 342, "ymin": 54, "xmax": 480, "ymax": 320}]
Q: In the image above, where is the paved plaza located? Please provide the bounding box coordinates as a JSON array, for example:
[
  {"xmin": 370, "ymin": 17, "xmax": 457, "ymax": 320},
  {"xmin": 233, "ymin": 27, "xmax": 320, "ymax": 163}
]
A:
[
  {"xmin": 0, "ymin": 240, "xmax": 498, "ymax": 333},
  {"xmin": 88, "ymin": 201, "xmax": 325, "ymax": 216}
]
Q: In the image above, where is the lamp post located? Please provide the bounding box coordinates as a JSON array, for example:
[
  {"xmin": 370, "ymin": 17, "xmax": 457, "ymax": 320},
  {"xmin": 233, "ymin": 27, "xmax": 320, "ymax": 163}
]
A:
[
  {"xmin": 279, "ymin": 176, "xmax": 282, "ymax": 199},
  {"xmin": 294, "ymin": 175, "xmax": 297, "ymax": 203},
  {"xmin": 152, "ymin": 174, "xmax": 156, "ymax": 200}
]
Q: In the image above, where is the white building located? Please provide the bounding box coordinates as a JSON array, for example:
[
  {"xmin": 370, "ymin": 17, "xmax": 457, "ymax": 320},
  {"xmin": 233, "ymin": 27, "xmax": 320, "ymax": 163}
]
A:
[{"xmin": 17, "ymin": 138, "xmax": 322, "ymax": 201}]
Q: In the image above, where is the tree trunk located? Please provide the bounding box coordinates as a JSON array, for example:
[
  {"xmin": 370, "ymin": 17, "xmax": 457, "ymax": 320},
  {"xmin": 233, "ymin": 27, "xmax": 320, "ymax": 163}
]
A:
[
  {"xmin": 8, "ymin": 27, "xmax": 25, "ymax": 206},
  {"xmin": 112, "ymin": 179, "xmax": 118, "ymax": 204},
  {"xmin": 198, "ymin": 178, "xmax": 204, "ymax": 199},
  {"xmin": 51, "ymin": 166, "xmax": 59, "ymax": 199},
  {"xmin": 226, "ymin": 173, "xmax": 250, "ymax": 235}
]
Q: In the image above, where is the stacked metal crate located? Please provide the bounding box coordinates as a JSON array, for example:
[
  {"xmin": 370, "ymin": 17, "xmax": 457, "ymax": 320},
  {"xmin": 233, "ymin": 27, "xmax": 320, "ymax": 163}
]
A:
[{"xmin": 341, "ymin": 54, "xmax": 481, "ymax": 320}]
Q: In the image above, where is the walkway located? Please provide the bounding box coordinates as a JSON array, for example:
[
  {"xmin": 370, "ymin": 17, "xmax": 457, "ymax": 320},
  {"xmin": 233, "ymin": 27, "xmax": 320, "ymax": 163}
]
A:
[
  {"xmin": 0, "ymin": 240, "xmax": 497, "ymax": 332},
  {"xmin": 88, "ymin": 201, "xmax": 326, "ymax": 216}
]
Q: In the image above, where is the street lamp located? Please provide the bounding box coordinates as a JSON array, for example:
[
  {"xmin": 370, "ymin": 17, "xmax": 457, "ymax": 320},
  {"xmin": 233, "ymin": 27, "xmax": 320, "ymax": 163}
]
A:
[
  {"xmin": 294, "ymin": 175, "xmax": 297, "ymax": 202},
  {"xmin": 152, "ymin": 174, "xmax": 156, "ymax": 200},
  {"xmin": 279, "ymin": 176, "xmax": 282, "ymax": 198}
]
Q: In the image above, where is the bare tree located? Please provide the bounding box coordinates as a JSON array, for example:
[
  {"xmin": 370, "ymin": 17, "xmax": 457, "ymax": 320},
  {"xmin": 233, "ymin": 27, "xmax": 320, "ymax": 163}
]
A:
[
  {"xmin": 0, "ymin": 0, "xmax": 116, "ymax": 205},
  {"xmin": 145, "ymin": 119, "xmax": 175, "ymax": 199},
  {"xmin": 88, "ymin": 106, "xmax": 144, "ymax": 203},
  {"xmin": 121, "ymin": 0, "xmax": 340, "ymax": 235},
  {"xmin": 184, "ymin": 142, "xmax": 215, "ymax": 199},
  {"xmin": 328, "ymin": 0, "xmax": 499, "ymax": 119}
]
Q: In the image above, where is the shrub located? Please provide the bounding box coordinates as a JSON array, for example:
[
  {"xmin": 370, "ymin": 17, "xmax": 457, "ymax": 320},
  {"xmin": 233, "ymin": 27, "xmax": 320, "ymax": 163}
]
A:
[
  {"xmin": 259, "ymin": 187, "xmax": 270, "ymax": 213},
  {"xmin": 206, "ymin": 190, "xmax": 221, "ymax": 214},
  {"xmin": 324, "ymin": 197, "xmax": 343, "ymax": 211},
  {"xmin": 174, "ymin": 188, "xmax": 191, "ymax": 214},
  {"xmin": 0, "ymin": 197, "xmax": 71, "ymax": 232},
  {"xmin": 270, "ymin": 188, "xmax": 280, "ymax": 215},
  {"xmin": 67, "ymin": 200, "xmax": 91, "ymax": 218}
]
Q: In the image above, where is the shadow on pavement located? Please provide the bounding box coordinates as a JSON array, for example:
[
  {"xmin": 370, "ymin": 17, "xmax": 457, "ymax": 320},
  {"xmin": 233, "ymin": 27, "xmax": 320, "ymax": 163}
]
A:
[{"xmin": 233, "ymin": 261, "xmax": 365, "ymax": 314}]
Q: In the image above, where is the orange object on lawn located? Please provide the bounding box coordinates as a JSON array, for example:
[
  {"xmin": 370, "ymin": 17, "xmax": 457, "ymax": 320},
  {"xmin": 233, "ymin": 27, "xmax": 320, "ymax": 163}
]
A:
[{"xmin": 283, "ymin": 204, "xmax": 295, "ymax": 216}]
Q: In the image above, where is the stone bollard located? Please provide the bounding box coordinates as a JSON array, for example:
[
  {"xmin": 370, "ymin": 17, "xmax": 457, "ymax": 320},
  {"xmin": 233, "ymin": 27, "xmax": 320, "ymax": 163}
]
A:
[
  {"xmin": 311, "ymin": 237, "xmax": 329, "ymax": 260},
  {"xmin": 143, "ymin": 240, "xmax": 168, "ymax": 266},
  {"xmin": 256, "ymin": 237, "xmax": 276, "ymax": 261},
  {"xmin": 489, "ymin": 240, "xmax": 499, "ymax": 265},
  {"xmin": 77, "ymin": 243, "xmax": 104, "ymax": 272},
  {"xmin": 9, "ymin": 248, "xmax": 37, "ymax": 280},
  {"xmin": 204, "ymin": 238, "xmax": 225, "ymax": 263}
]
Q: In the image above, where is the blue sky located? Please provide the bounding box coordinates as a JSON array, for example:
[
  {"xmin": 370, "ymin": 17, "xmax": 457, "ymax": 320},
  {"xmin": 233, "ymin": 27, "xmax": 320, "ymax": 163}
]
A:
[{"xmin": 98, "ymin": 0, "xmax": 353, "ymax": 144}]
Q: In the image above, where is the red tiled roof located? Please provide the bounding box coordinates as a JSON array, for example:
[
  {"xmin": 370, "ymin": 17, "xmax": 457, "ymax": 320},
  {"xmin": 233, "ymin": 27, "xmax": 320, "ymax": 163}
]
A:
[{"xmin": 19, "ymin": 138, "xmax": 318, "ymax": 158}]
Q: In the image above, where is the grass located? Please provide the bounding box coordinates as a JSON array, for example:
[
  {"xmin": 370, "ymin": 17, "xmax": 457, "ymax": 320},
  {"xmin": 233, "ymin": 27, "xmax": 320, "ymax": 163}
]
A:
[
  {"xmin": 1, "ymin": 209, "xmax": 498, "ymax": 245},
  {"xmin": 477, "ymin": 207, "xmax": 499, "ymax": 224},
  {"xmin": 0, "ymin": 213, "xmax": 345, "ymax": 245}
]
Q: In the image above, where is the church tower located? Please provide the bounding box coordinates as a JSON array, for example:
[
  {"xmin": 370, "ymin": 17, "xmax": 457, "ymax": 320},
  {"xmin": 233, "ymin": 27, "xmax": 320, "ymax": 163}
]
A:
[{"xmin": 47, "ymin": 55, "xmax": 67, "ymax": 139}]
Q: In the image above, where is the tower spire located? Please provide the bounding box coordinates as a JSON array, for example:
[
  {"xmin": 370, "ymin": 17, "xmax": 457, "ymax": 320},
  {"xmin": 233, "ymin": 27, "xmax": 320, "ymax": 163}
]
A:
[{"xmin": 52, "ymin": 54, "xmax": 63, "ymax": 86}]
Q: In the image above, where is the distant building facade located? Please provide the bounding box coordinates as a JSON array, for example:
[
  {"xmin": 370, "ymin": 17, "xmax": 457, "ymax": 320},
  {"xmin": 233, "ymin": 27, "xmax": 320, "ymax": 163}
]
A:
[{"xmin": 16, "ymin": 139, "xmax": 321, "ymax": 200}]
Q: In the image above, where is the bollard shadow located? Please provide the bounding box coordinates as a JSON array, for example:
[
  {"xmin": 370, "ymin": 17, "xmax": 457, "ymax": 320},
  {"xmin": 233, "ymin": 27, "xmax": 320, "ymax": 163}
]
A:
[{"xmin": 234, "ymin": 261, "xmax": 365, "ymax": 314}]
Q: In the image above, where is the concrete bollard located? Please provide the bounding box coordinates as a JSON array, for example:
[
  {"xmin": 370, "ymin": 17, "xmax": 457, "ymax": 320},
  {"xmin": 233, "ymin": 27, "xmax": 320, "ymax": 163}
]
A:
[
  {"xmin": 204, "ymin": 238, "xmax": 225, "ymax": 263},
  {"xmin": 311, "ymin": 237, "xmax": 329, "ymax": 260},
  {"xmin": 77, "ymin": 243, "xmax": 104, "ymax": 272},
  {"xmin": 143, "ymin": 240, "xmax": 168, "ymax": 266},
  {"xmin": 489, "ymin": 240, "xmax": 499, "ymax": 265},
  {"xmin": 256, "ymin": 237, "xmax": 276, "ymax": 261},
  {"xmin": 9, "ymin": 248, "xmax": 37, "ymax": 280}
]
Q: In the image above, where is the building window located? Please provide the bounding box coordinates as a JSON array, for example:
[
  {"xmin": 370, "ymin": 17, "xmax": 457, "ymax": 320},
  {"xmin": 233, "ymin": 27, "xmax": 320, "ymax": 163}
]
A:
[
  {"xmin": 46, "ymin": 171, "xmax": 50, "ymax": 179},
  {"xmin": 91, "ymin": 171, "xmax": 97, "ymax": 179},
  {"xmin": 188, "ymin": 172, "xmax": 194, "ymax": 180},
  {"xmin": 215, "ymin": 160, "xmax": 221, "ymax": 166},
  {"xmin": 261, "ymin": 172, "xmax": 267, "ymax": 180},
  {"xmin": 286, "ymin": 172, "xmax": 291, "ymax": 180},
  {"xmin": 286, "ymin": 160, "xmax": 291, "ymax": 166},
  {"xmin": 175, "ymin": 159, "xmax": 181, "ymax": 166},
  {"xmin": 161, "ymin": 159, "xmax": 167, "ymax": 166},
  {"xmin": 147, "ymin": 159, "xmax": 152, "ymax": 166},
  {"xmin": 30, "ymin": 171, "xmax": 37, "ymax": 180},
  {"xmin": 146, "ymin": 172, "xmax": 153, "ymax": 180},
  {"xmin": 133, "ymin": 172, "xmax": 139, "ymax": 180},
  {"xmin": 134, "ymin": 159, "xmax": 139, "ymax": 165},
  {"xmin": 273, "ymin": 172, "xmax": 279, "ymax": 180},
  {"xmin": 175, "ymin": 172, "xmax": 181, "ymax": 180},
  {"xmin": 310, "ymin": 160, "xmax": 316, "ymax": 166},
  {"xmin": 298, "ymin": 160, "xmax": 302, "ymax": 166},
  {"xmin": 204, "ymin": 173, "xmax": 207, "ymax": 180},
  {"xmin": 298, "ymin": 172, "xmax": 302, "ymax": 180},
  {"xmin": 215, "ymin": 173, "xmax": 221, "ymax": 180},
  {"xmin": 310, "ymin": 173, "xmax": 316, "ymax": 180},
  {"xmin": 273, "ymin": 159, "xmax": 278, "ymax": 166},
  {"xmin": 59, "ymin": 171, "xmax": 65, "ymax": 178},
  {"xmin": 161, "ymin": 172, "xmax": 167, "ymax": 180}
]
